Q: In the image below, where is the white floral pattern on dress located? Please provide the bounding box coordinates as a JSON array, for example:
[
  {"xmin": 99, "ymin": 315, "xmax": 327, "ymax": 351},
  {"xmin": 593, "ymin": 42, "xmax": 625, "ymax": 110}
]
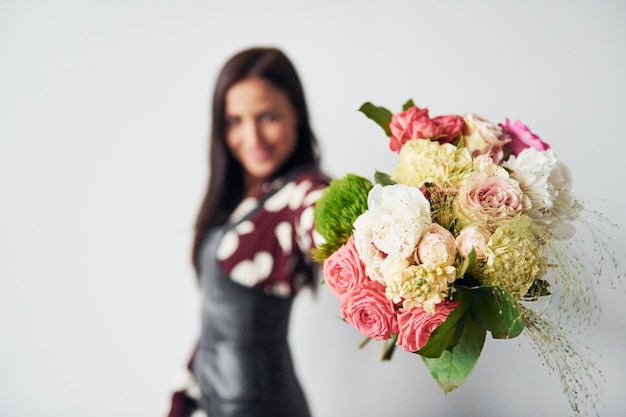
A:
[
  {"xmin": 275, "ymin": 221, "xmax": 292, "ymax": 255},
  {"xmin": 264, "ymin": 182, "xmax": 296, "ymax": 212},
  {"xmin": 229, "ymin": 196, "xmax": 258, "ymax": 222},
  {"xmin": 288, "ymin": 180, "xmax": 312, "ymax": 210},
  {"xmin": 230, "ymin": 251, "xmax": 273, "ymax": 287},
  {"xmin": 217, "ymin": 220, "xmax": 255, "ymax": 260},
  {"xmin": 217, "ymin": 231, "xmax": 239, "ymax": 261},
  {"xmin": 217, "ymin": 170, "xmax": 328, "ymax": 297}
]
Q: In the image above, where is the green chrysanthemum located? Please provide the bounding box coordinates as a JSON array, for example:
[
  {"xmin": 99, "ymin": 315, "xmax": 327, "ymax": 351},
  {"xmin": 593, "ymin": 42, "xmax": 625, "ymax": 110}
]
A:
[
  {"xmin": 476, "ymin": 216, "xmax": 548, "ymax": 299},
  {"xmin": 312, "ymin": 174, "xmax": 372, "ymax": 262}
]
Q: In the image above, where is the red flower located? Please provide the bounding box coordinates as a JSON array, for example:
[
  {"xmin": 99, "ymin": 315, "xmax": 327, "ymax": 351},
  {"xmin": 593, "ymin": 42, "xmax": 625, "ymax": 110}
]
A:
[{"xmin": 389, "ymin": 107, "xmax": 463, "ymax": 152}]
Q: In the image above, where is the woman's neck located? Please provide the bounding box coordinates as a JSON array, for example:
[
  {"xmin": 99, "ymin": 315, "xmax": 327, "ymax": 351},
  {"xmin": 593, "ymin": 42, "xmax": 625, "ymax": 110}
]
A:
[{"xmin": 243, "ymin": 175, "xmax": 267, "ymax": 197}]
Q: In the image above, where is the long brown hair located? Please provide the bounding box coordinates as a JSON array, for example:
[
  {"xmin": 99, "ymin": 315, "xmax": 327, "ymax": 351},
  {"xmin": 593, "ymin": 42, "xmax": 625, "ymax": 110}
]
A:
[{"xmin": 192, "ymin": 47, "xmax": 321, "ymax": 268}]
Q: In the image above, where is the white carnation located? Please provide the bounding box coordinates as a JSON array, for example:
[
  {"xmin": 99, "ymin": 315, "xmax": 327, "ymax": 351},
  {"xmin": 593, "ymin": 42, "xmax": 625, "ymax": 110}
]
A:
[{"xmin": 502, "ymin": 148, "xmax": 579, "ymax": 238}]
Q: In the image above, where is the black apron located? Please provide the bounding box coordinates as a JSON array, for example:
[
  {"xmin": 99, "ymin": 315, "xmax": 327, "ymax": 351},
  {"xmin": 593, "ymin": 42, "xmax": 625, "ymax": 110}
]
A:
[{"xmin": 193, "ymin": 178, "xmax": 312, "ymax": 417}]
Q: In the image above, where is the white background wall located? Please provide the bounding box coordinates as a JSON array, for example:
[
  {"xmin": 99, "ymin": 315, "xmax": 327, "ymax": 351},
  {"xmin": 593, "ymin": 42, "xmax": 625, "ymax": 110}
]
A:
[{"xmin": 1, "ymin": 1, "xmax": 625, "ymax": 416}]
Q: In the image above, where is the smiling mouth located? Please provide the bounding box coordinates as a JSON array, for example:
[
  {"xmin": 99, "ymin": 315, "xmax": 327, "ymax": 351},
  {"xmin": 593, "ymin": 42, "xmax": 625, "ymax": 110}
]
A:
[{"xmin": 248, "ymin": 149, "xmax": 273, "ymax": 161}]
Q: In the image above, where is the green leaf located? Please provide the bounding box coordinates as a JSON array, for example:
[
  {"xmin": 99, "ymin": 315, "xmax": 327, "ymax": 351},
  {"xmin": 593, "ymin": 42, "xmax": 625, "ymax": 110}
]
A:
[
  {"xmin": 466, "ymin": 286, "xmax": 525, "ymax": 339},
  {"xmin": 417, "ymin": 300, "xmax": 469, "ymax": 358},
  {"xmin": 422, "ymin": 316, "xmax": 486, "ymax": 394},
  {"xmin": 402, "ymin": 99, "xmax": 416, "ymax": 111},
  {"xmin": 358, "ymin": 102, "xmax": 392, "ymax": 136},
  {"xmin": 456, "ymin": 248, "xmax": 477, "ymax": 278},
  {"xmin": 374, "ymin": 171, "xmax": 396, "ymax": 186}
]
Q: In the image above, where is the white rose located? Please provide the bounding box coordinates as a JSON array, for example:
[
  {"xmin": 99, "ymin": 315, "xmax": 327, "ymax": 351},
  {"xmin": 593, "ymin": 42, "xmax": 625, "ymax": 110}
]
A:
[{"xmin": 354, "ymin": 184, "xmax": 432, "ymax": 281}]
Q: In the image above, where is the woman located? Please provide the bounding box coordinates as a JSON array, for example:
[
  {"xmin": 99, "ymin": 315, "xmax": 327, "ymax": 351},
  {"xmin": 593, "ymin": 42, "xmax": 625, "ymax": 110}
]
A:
[{"xmin": 167, "ymin": 47, "xmax": 329, "ymax": 417}]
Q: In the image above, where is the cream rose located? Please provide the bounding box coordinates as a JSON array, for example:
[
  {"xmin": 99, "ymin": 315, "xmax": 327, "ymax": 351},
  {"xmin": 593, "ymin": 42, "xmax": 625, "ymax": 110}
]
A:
[
  {"xmin": 457, "ymin": 171, "xmax": 525, "ymax": 224},
  {"xmin": 416, "ymin": 223, "xmax": 457, "ymax": 267},
  {"xmin": 462, "ymin": 113, "xmax": 511, "ymax": 164},
  {"xmin": 455, "ymin": 225, "xmax": 493, "ymax": 262}
]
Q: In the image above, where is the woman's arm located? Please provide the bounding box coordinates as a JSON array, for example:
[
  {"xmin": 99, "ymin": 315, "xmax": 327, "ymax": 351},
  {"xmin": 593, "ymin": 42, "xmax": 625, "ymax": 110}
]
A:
[{"xmin": 166, "ymin": 344, "xmax": 200, "ymax": 417}]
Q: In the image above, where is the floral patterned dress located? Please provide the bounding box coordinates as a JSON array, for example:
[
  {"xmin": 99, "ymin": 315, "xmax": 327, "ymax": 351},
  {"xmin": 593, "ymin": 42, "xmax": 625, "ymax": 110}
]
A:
[{"xmin": 167, "ymin": 167, "xmax": 328, "ymax": 417}]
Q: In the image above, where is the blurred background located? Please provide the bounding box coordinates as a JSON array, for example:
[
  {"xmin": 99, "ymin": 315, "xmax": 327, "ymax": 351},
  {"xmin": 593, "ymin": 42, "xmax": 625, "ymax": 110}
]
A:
[{"xmin": 1, "ymin": 1, "xmax": 625, "ymax": 416}]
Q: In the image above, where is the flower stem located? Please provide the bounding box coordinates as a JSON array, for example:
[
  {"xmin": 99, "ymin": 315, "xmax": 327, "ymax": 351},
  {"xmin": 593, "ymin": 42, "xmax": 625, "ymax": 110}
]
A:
[
  {"xmin": 381, "ymin": 334, "xmax": 398, "ymax": 361},
  {"xmin": 359, "ymin": 337, "xmax": 371, "ymax": 349}
]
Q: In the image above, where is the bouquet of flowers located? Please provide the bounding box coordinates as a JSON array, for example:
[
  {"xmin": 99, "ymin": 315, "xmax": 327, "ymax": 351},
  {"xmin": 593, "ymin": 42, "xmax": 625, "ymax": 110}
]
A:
[{"xmin": 313, "ymin": 100, "xmax": 620, "ymax": 416}]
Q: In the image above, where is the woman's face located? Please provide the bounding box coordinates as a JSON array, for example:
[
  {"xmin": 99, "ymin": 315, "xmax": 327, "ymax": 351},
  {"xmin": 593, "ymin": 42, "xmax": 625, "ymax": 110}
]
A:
[{"xmin": 225, "ymin": 77, "xmax": 298, "ymax": 190}]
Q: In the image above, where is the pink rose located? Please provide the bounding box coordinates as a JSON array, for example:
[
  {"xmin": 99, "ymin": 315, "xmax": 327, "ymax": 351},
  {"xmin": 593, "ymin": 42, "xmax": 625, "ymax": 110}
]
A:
[
  {"xmin": 340, "ymin": 281, "xmax": 399, "ymax": 340},
  {"xmin": 396, "ymin": 299, "xmax": 459, "ymax": 352},
  {"xmin": 432, "ymin": 114, "xmax": 464, "ymax": 144},
  {"xmin": 457, "ymin": 172, "xmax": 525, "ymax": 223},
  {"xmin": 500, "ymin": 119, "xmax": 550, "ymax": 157},
  {"xmin": 389, "ymin": 107, "xmax": 430, "ymax": 152},
  {"xmin": 322, "ymin": 235, "xmax": 370, "ymax": 300},
  {"xmin": 416, "ymin": 223, "xmax": 457, "ymax": 267},
  {"xmin": 455, "ymin": 225, "xmax": 492, "ymax": 261},
  {"xmin": 389, "ymin": 107, "xmax": 463, "ymax": 153}
]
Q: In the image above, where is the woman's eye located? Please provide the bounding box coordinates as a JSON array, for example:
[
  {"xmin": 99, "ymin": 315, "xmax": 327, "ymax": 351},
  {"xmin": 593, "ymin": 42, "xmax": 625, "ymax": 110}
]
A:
[
  {"xmin": 259, "ymin": 112, "xmax": 276, "ymax": 122},
  {"xmin": 225, "ymin": 116, "xmax": 240, "ymax": 127}
]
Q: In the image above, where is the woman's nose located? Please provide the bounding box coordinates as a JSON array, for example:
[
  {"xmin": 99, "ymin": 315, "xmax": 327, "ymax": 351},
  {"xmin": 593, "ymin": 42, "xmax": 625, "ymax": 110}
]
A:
[{"xmin": 242, "ymin": 120, "xmax": 265, "ymax": 145}]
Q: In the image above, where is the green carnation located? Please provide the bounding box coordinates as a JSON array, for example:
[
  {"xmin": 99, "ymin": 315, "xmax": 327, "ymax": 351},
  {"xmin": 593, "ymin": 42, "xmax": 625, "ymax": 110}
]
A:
[{"xmin": 312, "ymin": 174, "xmax": 372, "ymax": 262}]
